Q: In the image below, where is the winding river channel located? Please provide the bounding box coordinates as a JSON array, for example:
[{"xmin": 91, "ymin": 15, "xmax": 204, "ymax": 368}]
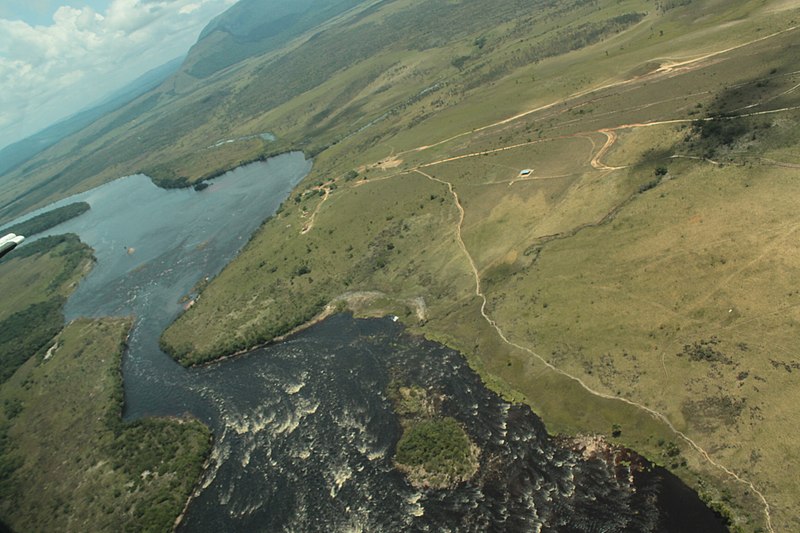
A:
[{"xmin": 16, "ymin": 153, "xmax": 727, "ymax": 531}]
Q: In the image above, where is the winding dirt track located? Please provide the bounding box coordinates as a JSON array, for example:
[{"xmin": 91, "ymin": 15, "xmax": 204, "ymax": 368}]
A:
[
  {"xmin": 414, "ymin": 169, "xmax": 775, "ymax": 533},
  {"xmin": 396, "ymin": 25, "xmax": 797, "ymax": 161},
  {"xmin": 402, "ymin": 89, "xmax": 799, "ymax": 533},
  {"xmin": 298, "ymin": 27, "xmax": 800, "ymax": 531},
  {"xmin": 589, "ymin": 130, "xmax": 626, "ymax": 171},
  {"xmin": 301, "ymin": 187, "xmax": 330, "ymax": 235}
]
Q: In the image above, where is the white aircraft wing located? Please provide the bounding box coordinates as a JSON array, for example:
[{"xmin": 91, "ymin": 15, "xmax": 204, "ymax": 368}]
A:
[{"xmin": 0, "ymin": 233, "xmax": 25, "ymax": 260}]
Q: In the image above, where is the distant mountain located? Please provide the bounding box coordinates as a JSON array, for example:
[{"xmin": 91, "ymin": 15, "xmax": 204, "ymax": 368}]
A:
[
  {"xmin": 0, "ymin": 57, "xmax": 184, "ymax": 177},
  {"xmin": 182, "ymin": 0, "xmax": 364, "ymax": 79},
  {"xmin": 0, "ymin": 0, "xmax": 656, "ymax": 223}
]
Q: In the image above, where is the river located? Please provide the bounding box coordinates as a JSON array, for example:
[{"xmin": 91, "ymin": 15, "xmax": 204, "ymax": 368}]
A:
[{"xmin": 16, "ymin": 153, "xmax": 727, "ymax": 531}]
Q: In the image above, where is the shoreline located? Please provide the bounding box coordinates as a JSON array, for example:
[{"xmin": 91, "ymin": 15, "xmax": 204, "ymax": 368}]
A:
[
  {"xmin": 173, "ymin": 431, "xmax": 217, "ymax": 531},
  {"xmin": 185, "ymin": 291, "xmax": 427, "ymax": 369},
  {"xmin": 173, "ymin": 311, "xmax": 731, "ymax": 532}
]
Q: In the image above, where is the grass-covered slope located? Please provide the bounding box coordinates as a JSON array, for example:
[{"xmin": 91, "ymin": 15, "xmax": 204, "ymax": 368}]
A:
[
  {"xmin": 162, "ymin": 1, "xmax": 800, "ymax": 530},
  {"xmin": 2, "ymin": 0, "xmax": 799, "ymax": 530},
  {"xmin": 0, "ymin": 0, "xmax": 654, "ymax": 223},
  {"xmin": 0, "ymin": 318, "xmax": 211, "ymax": 532},
  {"xmin": 184, "ymin": 0, "xmax": 364, "ymax": 79},
  {"xmin": 0, "ymin": 235, "xmax": 93, "ymax": 383}
]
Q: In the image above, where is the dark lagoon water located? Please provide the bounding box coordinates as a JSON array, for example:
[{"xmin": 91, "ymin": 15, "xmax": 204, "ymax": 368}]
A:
[{"xmin": 12, "ymin": 153, "xmax": 727, "ymax": 532}]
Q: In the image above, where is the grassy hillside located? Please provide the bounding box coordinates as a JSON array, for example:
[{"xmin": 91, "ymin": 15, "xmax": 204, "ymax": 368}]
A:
[
  {"xmin": 0, "ymin": 235, "xmax": 93, "ymax": 383},
  {"xmin": 2, "ymin": 0, "xmax": 799, "ymax": 530},
  {"xmin": 0, "ymin": 0, "xmax": 655, "ymax": 223},
  {"xmin": 0, "ymin": 318, "xmax": 211, "ymax": 532},
  {"xmin": 184, "ymin": 0, "xmax": 364, "ymax": 79},
  {"xmin": 160, "ymin": 1, "xmax": 800, "ymax": 531}
]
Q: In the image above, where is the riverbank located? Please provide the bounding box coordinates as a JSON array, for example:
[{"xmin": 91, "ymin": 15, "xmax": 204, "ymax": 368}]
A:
[
  {"xmin": 176, "ymin": 290, "xmax": 428, "ymax": 369},
  {"xmin": 0, "ymin": 318, "xmax": 211, "ymax": 531},
  {"xmin": 155, "ymin": 22, "xmax": 800, "ymax": 525},
  {"xmin": 0, "ymin": 154, "xmax": 313, "ymax": 529},
  {"xmin": 172, "ymin": 313, "xmax": 731, "ymax": 531}
]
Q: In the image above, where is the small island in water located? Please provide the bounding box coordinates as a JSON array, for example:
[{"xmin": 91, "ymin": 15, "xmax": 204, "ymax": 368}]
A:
[{"xmin": 389, "ymin": 380, "xmax": 479, "ymax": 489}]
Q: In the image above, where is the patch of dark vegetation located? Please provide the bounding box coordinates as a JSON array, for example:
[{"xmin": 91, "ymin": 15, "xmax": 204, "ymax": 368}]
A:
[
  {"xmin": 293, "ymin": 264, "xmax": 311, "ymax": 277},
  {"xmin": 388, "ymin": 379, "xmax": 478, "ymax": 489},
  {"xmin": 144, "ymin": 172, "xmax": 190, "ymax": 189},
  {"xmin": 103, "ymin": 418, "xmax": 211, "ymax": 530},
  {"xmin": 0, "ymin": 299, "xmax": 65, "ymax": 385},
  {"xmin": 656, "ymin": 0, "xmax": 693, "ymax": 12},
  {"xmin": 395, "ymin": 418, "xmax": 475, "ymax": 482},
  {"xmin": 695, "ymin": 490, "xmax": 736, "ymax": 531},
  {"xmin": 769, "ymin": 359, "xmax": 800, "ymax": 373},
  {"xmin": 451, "ymin": 55, "xmax": 471, "ymax": 71},
  {"xmin": 638, "ymin": 166, "xmax": 669, "ymax": 193},
  {"xmin": 162, "ymin": 297, "xmax": 328, "ymax": 367},
  {"xmin": 5, "ymin": 232, "xmax": 85, "ymax": 260},
  {"xmin": 2, "ymin": 202, "xmax": 90, "ymax": 238},
  {"xmin": 654, "ymin": 439, "xmax": 687, "ymax": 470},
  {"xmin": 482, "ymin": 261, "xmax": 522, "ymax": 288},
  {"xmin": 0, "ymin": 420, "xmax": 22, "ymax": 501},
  {"xmin": 681, "ymin": 68, "xmax": 799, "ymax": 159},
  {"xmin": 690, "ymin": 115, "xmax": 751, "ymax": 152},
  {"xmin": 681, "ymin": 395, "xmax": 746, "ymax": 433},
  {"xmin": 144, "ymin": 147, "xmax": 295, "ymax": 189},
  {"xmin": 677, "ymin": 337, "xmax": 733, "ymax": 365}
]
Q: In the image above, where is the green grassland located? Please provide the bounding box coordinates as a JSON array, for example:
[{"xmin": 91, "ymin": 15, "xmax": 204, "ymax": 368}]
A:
[
  {"xmin": 161, "ymin": 168, "xmax": 474, "ymax": 365},
  {"xmin": 2, "ymin": 0, "xmax": 799, "ymax": 530},
  {"xmin": 0, "ymin": 237, "xmax": 213, "ymax": 530},
  {"xmin": 0, "ymin": 235, "xmax": 94, "ymax": 383},
  {"xmin": 160, "ymin": 1, "xmax": 800, "ymax": 531},
  {"xmin": 0, "ymin": 0, "xmax": 659, "ymax": 223},
  {"xmin": 0, "ymin": 318, "xmax": 211, "ymax": 532}
]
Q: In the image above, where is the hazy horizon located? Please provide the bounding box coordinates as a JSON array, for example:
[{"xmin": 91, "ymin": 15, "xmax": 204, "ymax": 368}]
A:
[{"xmin": 0, "ymin": 0, "xmax": 239, "ymax": 151}]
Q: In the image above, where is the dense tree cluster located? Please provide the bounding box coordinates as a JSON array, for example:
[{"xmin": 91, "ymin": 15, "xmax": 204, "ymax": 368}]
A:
[
  {"xmin": 3, "ymin": 203, "xmax": 90, "ymax": 238},
  {"xmin": 396, "ymin": 417, "xmax": 475, "ymax": 479}
]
